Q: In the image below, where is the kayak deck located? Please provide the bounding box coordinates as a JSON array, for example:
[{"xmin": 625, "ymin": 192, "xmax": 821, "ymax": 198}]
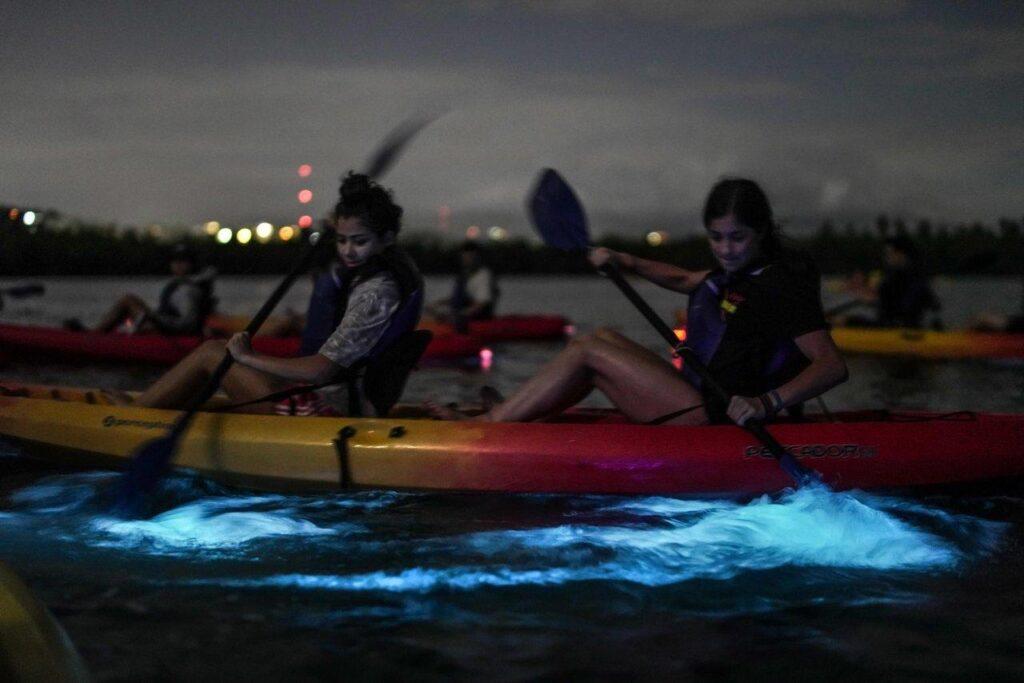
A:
[{"xmin": 2, "ymin": 383, "xmax": 1022, "ymax": 496}]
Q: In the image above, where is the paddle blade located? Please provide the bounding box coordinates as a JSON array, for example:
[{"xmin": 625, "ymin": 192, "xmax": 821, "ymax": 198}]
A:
[
  {"xmin": 528, "ymin": 168, "xmax": 591, "ymax": 252},
  {"xmin": 115, "ymin": 432, "xmax": 180, "ymax": 518},
  {"xmin": 2, "ymin": 284, "xmax": 45, "ymax": 298},
  {"xmin": 363, "ymin": 114, "xmax": 437, "ymax": 180}
]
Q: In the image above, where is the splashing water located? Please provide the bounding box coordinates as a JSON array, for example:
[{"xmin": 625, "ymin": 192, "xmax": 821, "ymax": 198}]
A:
[{"xmin": 0, "ymin": 471, "xmax": 1008, "ymax": 613}]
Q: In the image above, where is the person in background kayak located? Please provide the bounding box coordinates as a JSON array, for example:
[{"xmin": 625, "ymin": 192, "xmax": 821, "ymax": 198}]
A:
[
  {"xmin": 115, "ymin": 172, "xmax": 423, "ymax": 416},
  {"xmin": 66, "ymin": 243, "xmax": 217, "ymax": 336},
  {"xmin": 426, "ymin": 240, "xmax": 499, "ymax": 332},
  {"xmin": 428, "ymin": 178, "xmax": 847, "ymax": 427},
  {"xmin": 831, "ymin": 235, "xmax": 942, "ymax": 329}
]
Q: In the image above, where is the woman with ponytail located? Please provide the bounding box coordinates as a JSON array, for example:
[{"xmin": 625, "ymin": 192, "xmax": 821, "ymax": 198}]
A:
[
  {"xmin": 119, "ymin": 172, "xmax": 424, "ymax": 416},
  {"xmin": 429, "ymin": 178, "xmax": 846, "ymax": 426}
]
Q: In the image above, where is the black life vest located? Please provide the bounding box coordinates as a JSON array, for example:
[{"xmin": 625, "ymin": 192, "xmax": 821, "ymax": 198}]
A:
[{"xmin": 682, "ymin": 263, "xmax": 801, "ymax": 392}]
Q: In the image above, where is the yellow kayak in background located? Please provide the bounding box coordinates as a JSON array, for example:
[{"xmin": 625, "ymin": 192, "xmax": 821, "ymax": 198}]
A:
[
  {"xmin": 830, "ymin": 327, "xmax": 1024, "ymax": 360},
  {"xmin": 0, "ymin": 561, "xmax": 90, "ymax": 683}
]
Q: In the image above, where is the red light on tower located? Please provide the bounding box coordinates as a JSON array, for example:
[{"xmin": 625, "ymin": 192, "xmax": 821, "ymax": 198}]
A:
[
  {"xmin": 298, "ymin": 215, "xmax": 313, "ymax": 229},
  {"xmin": 298, "ymin": 164, "xmax": 312, "ymax": 178},
  {"xmin": 298, "ymin": 189, "xmax": 313, "ymax": 204}
]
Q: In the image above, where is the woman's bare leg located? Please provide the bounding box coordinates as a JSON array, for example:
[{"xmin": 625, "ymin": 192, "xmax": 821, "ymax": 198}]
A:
[
  {"xmin": 95, "ymin": 294, "xmax": 150, "ymax": 332},
  {"xmin": 134, "ymin": 340, "xmax": 284, "ymax": 412},
  {"xmin": 477, "ymin": 328, "xmax": 706, "ymax": 425}
]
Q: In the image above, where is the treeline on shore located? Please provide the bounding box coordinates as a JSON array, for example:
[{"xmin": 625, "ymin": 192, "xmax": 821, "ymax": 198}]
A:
[{"xmin": 2, "ymin": 218, "xmax": 1022, "ymax": 277}]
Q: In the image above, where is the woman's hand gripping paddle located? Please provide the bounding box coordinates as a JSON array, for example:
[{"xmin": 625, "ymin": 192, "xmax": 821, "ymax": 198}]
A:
[
  {"xmin": 115, "ymin": 116, "xmax": 437, "ymax": 517},
  {"xmin": 528, "ymin": 168, "xmax": 822, "ymax": 488}
]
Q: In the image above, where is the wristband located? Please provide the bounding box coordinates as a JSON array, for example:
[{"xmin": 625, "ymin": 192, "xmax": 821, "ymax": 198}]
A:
[
  {"xmin": 768, "ymin": 389, "xmax": 784, "ymax": 413},
  {"xmin": 758, "ymin": 393, "xmax": 776, "ymax": 419}
]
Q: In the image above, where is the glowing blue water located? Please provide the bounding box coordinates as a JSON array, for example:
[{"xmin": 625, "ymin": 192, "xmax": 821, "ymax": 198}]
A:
[{"xmin": 0, "ymin": 470, "xmax": 1005, "ymax": 612}]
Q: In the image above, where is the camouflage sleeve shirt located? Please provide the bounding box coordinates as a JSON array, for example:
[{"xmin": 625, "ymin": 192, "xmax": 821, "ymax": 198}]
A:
[{"xmin": 317, "ymin": 271, "xmax": 401, "ymax": 369}]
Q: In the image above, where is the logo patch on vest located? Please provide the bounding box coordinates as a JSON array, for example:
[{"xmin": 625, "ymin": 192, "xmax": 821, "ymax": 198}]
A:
[{"xmin": 719, "ymin": 291, "xmax": 745, "ymax": 316}]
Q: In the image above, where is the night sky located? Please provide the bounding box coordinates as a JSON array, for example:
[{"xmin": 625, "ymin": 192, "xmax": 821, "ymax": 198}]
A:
[{"xmin": 2, "ymin": 1, "xmax": 1021, "ymax": 237}]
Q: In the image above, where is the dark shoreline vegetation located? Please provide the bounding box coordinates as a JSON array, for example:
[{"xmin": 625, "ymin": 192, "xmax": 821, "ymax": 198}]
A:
[{"xmin": 2, "ymin": 216, "xmax": 1022, "ymax": 277}]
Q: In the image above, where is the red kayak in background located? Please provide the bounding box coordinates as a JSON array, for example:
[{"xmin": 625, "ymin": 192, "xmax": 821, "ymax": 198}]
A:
[
  {"xmin": 418, "ymin": 314, "xmax": 572, "ymax": 342},
  {"xmin": 208, "ymin": 313, "xmax": 573, "ymax": 344},
  {"xmin": 0, "ymin": 323, "xmax": 485, "ymax": 366}
]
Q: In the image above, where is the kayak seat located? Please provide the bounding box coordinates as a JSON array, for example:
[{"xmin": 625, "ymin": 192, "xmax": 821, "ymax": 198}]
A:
[{"xmin": 357, "ymin": 329, "xmax": 433, "ymax": 417}]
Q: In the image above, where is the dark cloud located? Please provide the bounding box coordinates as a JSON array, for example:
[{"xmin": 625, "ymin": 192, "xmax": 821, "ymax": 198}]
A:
[{"xmin": 1, "ymin": 1, "xmax": 1021, "ymax": 237}]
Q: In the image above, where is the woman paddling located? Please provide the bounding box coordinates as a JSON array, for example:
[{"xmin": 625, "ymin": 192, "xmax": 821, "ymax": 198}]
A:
[
  {"xmin": 115, "ymin": 172, "xmax": 423, "ymax": 416},
  {"xmin": 429, "ymin": 178, "xmax": 847, "ymax": 426}
]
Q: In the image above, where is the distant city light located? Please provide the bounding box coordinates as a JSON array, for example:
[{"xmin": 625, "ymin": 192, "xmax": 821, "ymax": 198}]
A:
[
  {"xmin": 255, "ymin": 222, "xmax": 274, "ymax": 242},
  {"xmin": 22, "ymin": 211, "xmax": 37, "ymax": 226},
  {"xmin": 216, "ymin": 227, "xmax": 233, "ymax": 244},
  {"xmin": 488, "ymin": 226, "xmax": 507, "ymax": 241},
  {"xmin": 298, "ymin": 164, "xmax": 312, "ymax": 178},
  {"xmin": 204, "ymin": 221, "xmax": 220, "ymax": 236},
  {"xmin": 646, "ymin": 230, "xmax": 668, "ymax": 247},
  {"xmin": 297, "ymin": 189, "xmax": 313, "ymax": 204},
  {"xmin": 438, "ymin": 204, "xmax": 451, "ymax": 231},
  {"xmin": 479, "ymin": 347, "xmax": 493, "ymax": 370},
  {"xmin": 8, "ymin": 208, "xmax": 19, "ymax": 220},
  {"xmin": 278, "ymin": 225, "xmax": 295, "ymax": 241},
  {"xmin": 466, "ymin": 225, "xmax": 481, "ymax": 239},
  {"xmin": 298, "ymin": 215, "xmax": 313, "ymax": 229},
  {"xmin": 236, "ymin": 228, "xmax": 253, "ymax": 244}
]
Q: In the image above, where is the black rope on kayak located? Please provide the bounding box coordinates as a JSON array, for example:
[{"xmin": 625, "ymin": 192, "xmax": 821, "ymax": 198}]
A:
[
  {"xmin": 333, "ymin": 426, "xmax": 356, "ymax": 489},
  {"xmin": 213, "ymin": 380, "xmax": 341, "ymax": 413},
  {"xmin": 645, "ymin": 403, "xmax": 705, "ymax": 425},
  {"xmin": 887, "ymin": 410, "xmax": 978, "ymax": 422}
]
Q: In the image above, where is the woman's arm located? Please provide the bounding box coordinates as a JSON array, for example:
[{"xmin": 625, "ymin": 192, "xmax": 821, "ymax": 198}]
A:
[
  {"xmin": 227, "ymin": 332, "xmax": 341, "ymax": 384},
  {"xmin": 589, "ymin": 248, "xmax": 709, "ymax": 294},
  {"xmin": 727, "ymin": 329, "xmax": 848, "ymax": 425}
]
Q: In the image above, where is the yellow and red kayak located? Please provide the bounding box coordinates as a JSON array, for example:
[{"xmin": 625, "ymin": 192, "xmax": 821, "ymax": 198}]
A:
[
  {"xmin": 0, "ymin": 323, "xmax": 484, "ymax": 366},
  {"xmin": 1, "ymin": 383, "xmax": 1022, "ymax": 496},
  {"xmin": 0, "ymin": 561, "xmax": 90, "ymax": 683},
  {"xmin": 830, "ymin": 327, "xmax": 1024, "ymax": 360}
]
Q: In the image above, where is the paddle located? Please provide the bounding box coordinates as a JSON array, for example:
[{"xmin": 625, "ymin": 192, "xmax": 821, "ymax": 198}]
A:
[
  {"xmin": 115, "ymin": 116, "xmax": 435, "ymax": 516},
  {"xmin": 528, "ymin": 168, "xmax": 821, "ymax": 487},
  {"xmin": 0, "ymin": 284, "xmax": 45, "ymax": 312}
]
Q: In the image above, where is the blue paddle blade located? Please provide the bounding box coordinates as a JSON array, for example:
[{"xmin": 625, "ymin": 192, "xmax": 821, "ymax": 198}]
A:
[
  {"xmin": 114, "ymin": 434, "xmax": 178, "ymax": 517},
  {"xmin": 528, "ymin": 168, "xmax": 591, "ymax": 251}
]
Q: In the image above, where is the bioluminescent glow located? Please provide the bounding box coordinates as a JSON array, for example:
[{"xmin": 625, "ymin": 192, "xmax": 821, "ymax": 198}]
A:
[
  {"xmin": 176, "ymin": 486, "xmax": 1003, "ymax": 595},
  {"xmin": 93, "ymin": 497, "xmax": 339, "ymax": 555}
]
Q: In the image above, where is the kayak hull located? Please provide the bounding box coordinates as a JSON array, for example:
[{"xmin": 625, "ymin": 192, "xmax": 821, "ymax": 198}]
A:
[
  {"xmin": 0, "ymin": 323, "xmax": 483, "ymax": 365},
  {"xmin": 831, "ymin": 326, "xmax": 1024, "ymax": 359},
  {"xmin": 1, "ymin": 384, "xmax": 1022, "ymax": 496}
]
